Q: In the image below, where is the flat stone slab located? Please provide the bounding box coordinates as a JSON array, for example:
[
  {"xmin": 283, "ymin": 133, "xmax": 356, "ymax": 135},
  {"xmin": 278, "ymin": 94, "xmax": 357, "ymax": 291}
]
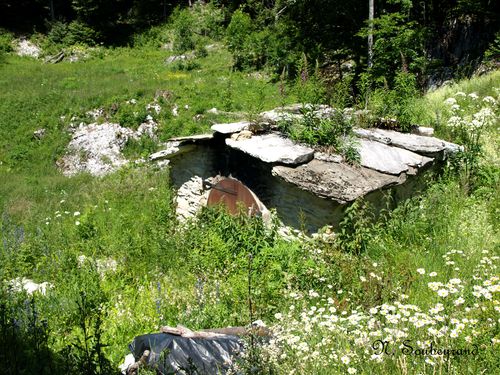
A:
[
  {"xmin": 357, "ymin": 139, "xmax": 433, "ymax": 175},
  {"xmin": 272, "ymin": 159, "xmax": 402, "ymax": 204},
  {"xmin": 211, "ymin": 121, "xmax": 250, "ymax": 134},
  {"xmin": 354, "ymin": 128, "xmax": 461, "ymax": 156},
  {"xmin": 169, "ymin": 134, "xmax": 214, "ymax": 142},
  {"xmin": 150, "ymin": 141, "xmax": 196, "ymax": 161},
  {"xmin": 226, "ymin": 133, "xmax": 314, "ymax": 165}
]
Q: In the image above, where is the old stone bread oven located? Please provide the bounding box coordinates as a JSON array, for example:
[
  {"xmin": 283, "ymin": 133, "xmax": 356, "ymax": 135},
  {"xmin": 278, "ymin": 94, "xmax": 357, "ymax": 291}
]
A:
[{"xmin": 150, "ymin": 105, "xmax": 461, "ymax": 233}]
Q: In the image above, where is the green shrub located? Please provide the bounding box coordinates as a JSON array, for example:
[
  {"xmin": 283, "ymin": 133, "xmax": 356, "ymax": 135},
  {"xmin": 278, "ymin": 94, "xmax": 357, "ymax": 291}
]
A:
[
  {"xmin": 294, "ymin": 55, "xmax": 327, "ymax": 104},
  {"xmin": 484, "ymin": 31, "xmax": 500, "ymax": 61},
  {"xmin": 279, "ymin": 105, "xmax": 360, "ymax": 163},
  {"xmin": 111, "ymin": 105, "xmax": 148, "ymax": 130},
  {"xmin": 191, "ymin": 1, "xmax": 225, "ymax": 40},
  {"xmin": 195, "ymin": 44, "xmax": 208, "ymax": 58},
  {"xmin": 131, "ymin": 23, "xmax": 171, "ymax": 48},
  {"xmin": 65, "ymin": 21, "xmax": 99, "ymax": 46},
  {"xmin": 337, "ymin": 198, "xmax": 375, "ymax": 254},
  {"xmin": 122, "ymin": 135, "xmax": 158, "ymax": 160},
  {"xmin": 226, "ymin": 10, "xmax": 254, "ymax": 70},
  {"xmin": 366, "ymin": 71, "xmax": 421, "ymax": 131},
  {"xmin": 171, "ymin": 7, "xmax": 196, "ymax": 53},
  {"xmin": 0, "ymin": 29, "xmax": 14, "ymax": 53},
  {"xmin": 48, "ymin": 21, "xmax": 98, "ymax": 47},
  {"xmin": 328, "ymin": 74, "xmax": 354, "ymax": 109},
  {"xmin": 47, "ymin": 21, "xmax": 68, "ymax": 45}
]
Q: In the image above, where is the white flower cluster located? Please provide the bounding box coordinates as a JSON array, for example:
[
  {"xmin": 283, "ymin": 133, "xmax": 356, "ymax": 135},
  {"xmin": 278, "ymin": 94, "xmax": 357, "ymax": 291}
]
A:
[
  {"xmin": 262, "ymin": 250, "xmax": 499, "ymax": 373},
  {"xmin": 443, "ymin": 90, "xmax": 498, "ymax": 132}
]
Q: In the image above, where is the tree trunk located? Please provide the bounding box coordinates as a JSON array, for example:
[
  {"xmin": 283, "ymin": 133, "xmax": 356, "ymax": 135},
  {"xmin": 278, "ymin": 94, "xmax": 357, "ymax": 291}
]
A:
[
  {"xmin": 50, "ymin": 0, "xmax": 55, "ymax": 21},
  {"xmin": 368, "ymin": 0, "xmax": 374, "ymax": 68}
]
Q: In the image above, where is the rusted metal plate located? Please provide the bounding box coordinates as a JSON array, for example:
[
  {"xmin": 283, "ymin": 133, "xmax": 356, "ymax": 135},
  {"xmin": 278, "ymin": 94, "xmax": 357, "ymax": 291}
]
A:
[{"xmin": 207, "ymin": 177, "xmax": 261, "ymax": 216}]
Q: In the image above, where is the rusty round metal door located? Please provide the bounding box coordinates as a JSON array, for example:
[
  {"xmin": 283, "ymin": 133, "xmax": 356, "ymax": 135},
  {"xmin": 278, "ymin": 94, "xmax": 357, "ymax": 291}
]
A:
[{"xmin": 207, "ymin": 177, "xmax": 261, "ymax": 216}]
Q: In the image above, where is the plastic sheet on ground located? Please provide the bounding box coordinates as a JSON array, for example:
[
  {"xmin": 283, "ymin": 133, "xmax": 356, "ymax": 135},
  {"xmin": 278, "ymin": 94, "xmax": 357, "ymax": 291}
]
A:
[{"xmin": 128, "ymin": 332, "xmax": 244, "ymax": 374}]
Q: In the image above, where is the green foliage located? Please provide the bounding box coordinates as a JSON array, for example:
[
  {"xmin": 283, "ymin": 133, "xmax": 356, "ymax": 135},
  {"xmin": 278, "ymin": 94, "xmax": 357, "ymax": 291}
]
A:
[
  {"xmin": 65, "ymin": 287, "xmax": 112, "ymax": 375},
  {"xmin": 484, "ymin": 31, "xmax": 500, "ymax": 61},
  {"xmin": 225, "ymin": 8, "xmax": 299, "ymax": 74},
  {"xmin": 328, "ymin": 74, "xmax": 354, "ymax": 109},
  {"xmin": 359, "ymin": 3, "xmax": 428, "ymax": 85},
  {"xmin": 131, "ymin": 23, "xmax": 171, "ymax": 48},
  {"xmin": 190, "ymin": 1, "xmax": 225, "ymax": 40},
  {"xmin": 294, "ymin": 55, "xmax": 327, "ymax": 104},
  {"xmin": 122, "ymin": 135, "xmax": 158, "ymax": 160},
  {"xmin": 366, "ymin": 71, "xmax": 422, "ymax": 130},
  {"xmin": 194, "ymin": 44, "xmax": 209, "ymax": 58},
  {"xmin": 170, "ymin": 7, "xmax": 196, "ymax": 53},
  {"xmin": 337, "ymin": 199, "xmax": 375, "ymax": 255},
  {"xmin": 0, "ymin": 29, "xmax": 14, "ymax": 53},
  {"xmin": 183, "ymin": 206, "xmax": 277, "ymax": 274},
  {"xmin": 65, "ymin": 21, "xmax": 99, "ymax": 46},
  {"xmin": 0, "ymin": 293, "xmax": 53, "ymax": 374},
  {"xmin": 279, "ymin": 106, "xmax": 360, "ymax": 164},
  {"xmin": 111, "ymin": 104, "xmax": 148, "ymax": 130},
  {"xmin": 169, "ymin": 58, "xmax": 201, "ymax": 72},
  {"xmin": 226, "ymin": 10, "xmax": 255, "ymax": 70}
]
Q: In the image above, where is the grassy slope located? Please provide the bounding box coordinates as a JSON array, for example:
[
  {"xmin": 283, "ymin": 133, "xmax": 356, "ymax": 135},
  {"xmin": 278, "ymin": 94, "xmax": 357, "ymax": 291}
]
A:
[
  {"xmin": 0, "ymin": 46, "xmax": 292, "ymax": 224},
  {"xmin": 0, "ymin": 46, "xmax": 499, "ymax": 373}
]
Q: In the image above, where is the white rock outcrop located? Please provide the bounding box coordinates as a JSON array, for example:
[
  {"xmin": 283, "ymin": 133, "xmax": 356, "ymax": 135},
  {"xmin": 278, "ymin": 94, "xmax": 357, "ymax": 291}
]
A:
[
  {"xmin": 16, "ymin": 39, "xmax": 41, "ymax": 58},
  {"xmin": 58, "ymin": 120, "xmax": 157, "ymax": 177},
  {"xmin": 58, "ymin": 123, "xmax": 133, "ymax": 176}
]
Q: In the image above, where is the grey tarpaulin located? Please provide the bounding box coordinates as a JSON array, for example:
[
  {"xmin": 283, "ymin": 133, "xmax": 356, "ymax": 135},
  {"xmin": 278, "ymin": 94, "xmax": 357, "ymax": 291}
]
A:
[{"xmin": 129, "ymin": 332, "xmax": 244, "ymax": 374}]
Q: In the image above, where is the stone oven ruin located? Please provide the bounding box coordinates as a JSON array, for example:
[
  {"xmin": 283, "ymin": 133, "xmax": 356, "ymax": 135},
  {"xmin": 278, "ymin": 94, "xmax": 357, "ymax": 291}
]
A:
[{"xmin": 149, "ymin": 105, "xmax": 461, "ymax": 233}]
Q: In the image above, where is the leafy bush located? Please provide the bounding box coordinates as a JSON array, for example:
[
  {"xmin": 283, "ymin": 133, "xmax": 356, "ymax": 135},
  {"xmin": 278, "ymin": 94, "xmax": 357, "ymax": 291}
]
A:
[
  {"xmin": 225, "ymin": 9, "xmax": 298, "ymax": 74},
  {"xmin": 438, "ymin": 91, "xmax": 498, "ymax": 189},
  {"xmin": 131, "ymin": 24, "xmax": 171, "ymax": 48},
  {"xmin": 358, "ymin": 6, "xmax": 427, "ymax": 86},
  {"xmin": 195, "ymin": 44, "xmax": 208, "ymax": 58},
  {"xmin": 190, "ymin": 1, "xmax": 225, "ymax": 40},
  {"xmin": 279, "ymin": 105, "xmax": 360, "ymax": 164},
  {"xmin": 169, "ymin": 58, "xmax": 201, "ymax": 71},
  {"xmin": 0, "ymin": 29, "xmax": 14, "ymax": 53},
  {"xmin": 226, "ymin": 10, "xmax": 255, "ymax": 70},
  {"xmin": 48, "ymin": 21, "xmax": 99, "ymax": 47},
  {"xmin": 294, "ymin": 54, "xmax": 327, "ymax": 104},
  {"xmin": 337, "ymin": 198, "xmax": 375, "ymax": 254},
  {"xmin": 484, "ymin": 31, "xmax": 500, "ymax": 61},
  {"xmin": 65, "ymin": 21, "xmax": 99, "ymax": 46},
  {"xmin": 366, "ymin": 71, "xmax": 421, "ymax": 130},
  {"xmin": 122, "ymin": 135, "xmax": 158, "ymax": 160},
  {"xmin": 0, "ymin": 292, "xmax": 54, "ymax": 374},
  {"xmin": 170, "ymin": 7, "xmax": 196, "ymax": 53},
  {"xmin": 111, "ymin": 104, "xmax": 148, "ymax": 130}
]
